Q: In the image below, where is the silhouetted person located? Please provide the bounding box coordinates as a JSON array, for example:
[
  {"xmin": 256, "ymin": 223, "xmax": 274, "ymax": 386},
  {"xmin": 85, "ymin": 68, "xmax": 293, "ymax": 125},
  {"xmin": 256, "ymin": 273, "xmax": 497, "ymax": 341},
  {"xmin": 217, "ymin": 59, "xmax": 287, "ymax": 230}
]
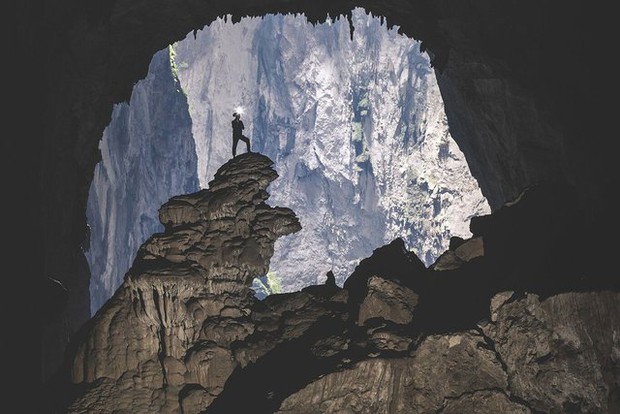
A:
[
  {"xmin": 325, "ymin": 270, "xmax": 336, "ymax": 287},
  {"xmin": 232, "ymin": 112, "xmax": 251, "ymax": 157},
  {"xmin": 302, "ymin": 270, "xmax": 339, "ymax": 298}
]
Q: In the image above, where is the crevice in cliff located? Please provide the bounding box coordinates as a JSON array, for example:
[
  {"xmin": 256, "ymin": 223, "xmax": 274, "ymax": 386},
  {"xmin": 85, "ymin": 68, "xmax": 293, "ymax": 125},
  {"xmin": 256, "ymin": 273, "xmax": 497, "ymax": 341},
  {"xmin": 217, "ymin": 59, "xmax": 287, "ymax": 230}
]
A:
[
  {"xmin": 474, "ymin": 326, "xmax": 508, "ymax": 373},
  {"xmin": 473, "ymin": 326, "xmax": 544, "ymax": 414},
  {"xmin": 152, "ymin": 287, "xmax": 169, "ymax": 387}
]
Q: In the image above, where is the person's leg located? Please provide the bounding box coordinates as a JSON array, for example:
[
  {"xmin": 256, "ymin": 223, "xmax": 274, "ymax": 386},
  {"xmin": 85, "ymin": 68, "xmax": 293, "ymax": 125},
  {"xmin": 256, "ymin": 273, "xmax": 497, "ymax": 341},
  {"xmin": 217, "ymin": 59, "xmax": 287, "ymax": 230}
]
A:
[
  {"xmin": 241, "ymin": 135, "xmax": 251, "ymax": 153},
  {"xmin": 232, "ymin": 137, "xmax": 239, "ymax": 157}
]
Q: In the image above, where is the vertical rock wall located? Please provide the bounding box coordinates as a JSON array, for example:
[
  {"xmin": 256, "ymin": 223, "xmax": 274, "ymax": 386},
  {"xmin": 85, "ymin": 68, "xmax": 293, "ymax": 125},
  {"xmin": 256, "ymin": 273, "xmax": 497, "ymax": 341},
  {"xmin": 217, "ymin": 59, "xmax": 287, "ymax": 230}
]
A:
[{"xmin": 85, "ymin": 48, "xmax": 199, "ymax": 313}]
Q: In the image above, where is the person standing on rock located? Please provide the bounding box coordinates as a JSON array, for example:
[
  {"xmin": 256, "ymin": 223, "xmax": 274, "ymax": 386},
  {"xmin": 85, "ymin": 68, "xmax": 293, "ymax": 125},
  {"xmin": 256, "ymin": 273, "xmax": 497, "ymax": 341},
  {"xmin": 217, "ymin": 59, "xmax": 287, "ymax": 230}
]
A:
[{"xmin": 231, "ymin": 112, "xmax": 251, "ymax": 157}]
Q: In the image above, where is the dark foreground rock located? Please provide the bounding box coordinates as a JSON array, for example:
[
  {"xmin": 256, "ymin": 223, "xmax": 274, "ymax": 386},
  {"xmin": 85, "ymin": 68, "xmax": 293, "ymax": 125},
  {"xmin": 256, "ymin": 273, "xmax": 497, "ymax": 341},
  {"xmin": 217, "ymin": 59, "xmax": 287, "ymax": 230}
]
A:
[{"xmin": 66, "ymin": 162, "xmax": 620, "ymax": 413}]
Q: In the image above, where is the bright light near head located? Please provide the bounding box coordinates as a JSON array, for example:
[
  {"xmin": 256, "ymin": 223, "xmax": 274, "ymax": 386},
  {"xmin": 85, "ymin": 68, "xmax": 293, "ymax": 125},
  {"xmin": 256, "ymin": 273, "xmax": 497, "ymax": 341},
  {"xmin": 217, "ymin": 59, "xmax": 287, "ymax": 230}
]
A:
[{"xmin": 234, "ymin": 106, "xmax": 244, "ymax": 115}]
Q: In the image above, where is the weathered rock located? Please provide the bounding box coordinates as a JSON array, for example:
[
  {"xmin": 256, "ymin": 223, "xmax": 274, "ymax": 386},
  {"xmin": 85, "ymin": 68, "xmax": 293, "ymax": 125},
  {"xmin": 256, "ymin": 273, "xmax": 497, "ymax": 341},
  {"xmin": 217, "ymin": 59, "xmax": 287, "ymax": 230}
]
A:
[
  {"xmin": 277, "ymin": 358, "xmax": 415, "ymax": 414},
  {"xmin": 429, "ymin": 235, "xmax": 483, "ymax": 271},
  {"xmin": 68, "ymin": 369, "xmax": 183, "ymax": 413},
  {"xmin": 68, "ymin": 153, "xmax": 301, "ymax": 413},
  {"xmin": 67, "ymin": 159, "xmax": 620, "ymax": 413},
  {"xmin": 275, "ymin": 290, "xmax": 620, "ymax": 413},
  {"xmin": 449, "ymin": 236, "xmax": 467, "ymax": 251},
  {"xmin": 431, "ymin": 250, "xmax": 464, "ymax": 271},
  {"xmin": 490, "ymin": 291, "xmax": 515, "ymax": 322},
  {"xmin": 482, "ymin": 291, "xmax": 620, "ymax": 413},
  {"xmin": 367, "ymin": 327, "xmax": 413, "ymax": 352},
  {"xmin": 277, "ymin": 330, "xmax": 508, "ymax": 413},
  {"xmin": 358, "ymin": 276, "xmax": 418, "ymax": 326},
  {"xmin": 235, "ymin": 290, "xmax": 349, "ymax": 368},
  {"xmin": 180, "ymin": 386, "xmax": 214, "ymax": 414},
  {"xmin": 454, "ymin": 236, "xmax": 484, "ymax": 262},
  {"xmin": 407, "ymin": 331, "xmax": 510, "ymax": 412},
  {"xmin": 440, "ymin": 390, "xmax": 529, "ymax": 414},
  {"xmin": 200, "ymin": 317, "xmax": 254, "ymax": 346},
  {"xmin": 344, "ymin": 238, "xmax": 426, "ymax": 321},
  {"xmin": 184, "ymin": 342, "xmax": 236, "ymax": 390}
]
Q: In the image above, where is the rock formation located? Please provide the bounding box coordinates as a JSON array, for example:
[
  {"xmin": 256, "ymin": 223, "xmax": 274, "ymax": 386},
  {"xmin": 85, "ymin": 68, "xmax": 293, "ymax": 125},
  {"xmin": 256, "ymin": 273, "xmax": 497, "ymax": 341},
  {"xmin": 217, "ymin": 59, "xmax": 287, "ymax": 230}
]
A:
[
  {"xmin": 69, "ymin": 153, "xmax": 300, "ymax": 412},
  {"xmin": 67, "ymin": 154, "xmax": 620, "ymax": 413}
]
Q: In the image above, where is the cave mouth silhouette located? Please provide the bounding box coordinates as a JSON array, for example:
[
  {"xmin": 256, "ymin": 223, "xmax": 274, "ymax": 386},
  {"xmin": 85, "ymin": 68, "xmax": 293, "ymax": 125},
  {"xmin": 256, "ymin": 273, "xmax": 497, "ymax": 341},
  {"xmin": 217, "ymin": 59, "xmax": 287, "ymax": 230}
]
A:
[{"xmin": 33, "ymin": 3, "xmax": 611, "ymax": 412}]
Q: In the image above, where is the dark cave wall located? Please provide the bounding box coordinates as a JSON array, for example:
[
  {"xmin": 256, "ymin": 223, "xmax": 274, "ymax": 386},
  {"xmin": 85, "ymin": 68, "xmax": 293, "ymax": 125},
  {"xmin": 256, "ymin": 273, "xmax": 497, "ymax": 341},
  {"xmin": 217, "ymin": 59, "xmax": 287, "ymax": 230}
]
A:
[
  {"xmin": 424, "ymin": 1, "xmax": 597, "ymax": 209},
  {"xmin": 40, "ymin": 0, "xmax": 608, "ymax": 382}
]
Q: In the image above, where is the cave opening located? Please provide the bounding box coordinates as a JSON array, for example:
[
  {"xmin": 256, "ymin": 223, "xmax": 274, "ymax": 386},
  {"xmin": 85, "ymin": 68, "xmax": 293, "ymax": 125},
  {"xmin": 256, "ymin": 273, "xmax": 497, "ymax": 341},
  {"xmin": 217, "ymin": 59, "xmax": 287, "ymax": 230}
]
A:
[
  {"xmin": 29, "ymin": 1, "xmax": 620, "ymax": 413},
  {"xmin": 85, "ymin": 8, "xmax": 489, "ymax": 314}
]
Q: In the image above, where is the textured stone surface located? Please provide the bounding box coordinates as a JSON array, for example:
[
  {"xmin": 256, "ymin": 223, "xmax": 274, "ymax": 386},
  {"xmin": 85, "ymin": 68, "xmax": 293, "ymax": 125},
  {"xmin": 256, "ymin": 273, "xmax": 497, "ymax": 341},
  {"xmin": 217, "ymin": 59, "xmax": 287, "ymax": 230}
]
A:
[
  {"xmin": 275, "ymin": 328, "xmax": 524, "ymax": 413},
  {"xmin": 431, "ymin": 236, "xmax": 483, "ymax": 271},
  {"xmin": 233, "ymin": 289, "xmax": 350, "ymax": 368},
  {"xmin": 431, "ymin": 250, "xmax": 464, "ymax": 271},
  {"xmin": 277, "ymin": 358, "xmax": 415, "ymax": 414},
  {"xmin": 454, "ymin": 236, "xmax": 484, "ymax": 262},
  {"xmin": 440, "ymin": 391, "xmax": 529, "ymax": 414},
  {"xmin": 344, "ymin": 238, "xmax": 426, "ymax": 316},
  {"xmin": 85, "ymin": 48, "xmax": 199, "ymax": 314},
  {"xmin": 482, "ymin": 291, "xmax": 620, "ymax": 413},
  {"xmin": 275, "ymin": 291, "xmax": 620, "ymax": 414},
  {"xmin": 358, "ymin": 276, "xmax": 418, "ymax": 326},
  {"xmin": 68, "ymin": 153, "xmax": 300, "ymax": 413},
  {"xmin": 67, "ymin": 170, "xmax": 620, "ymax": 412},
  {"xmin": 407, "ymin": 331, "xmax": 509, "ymax": 412}
]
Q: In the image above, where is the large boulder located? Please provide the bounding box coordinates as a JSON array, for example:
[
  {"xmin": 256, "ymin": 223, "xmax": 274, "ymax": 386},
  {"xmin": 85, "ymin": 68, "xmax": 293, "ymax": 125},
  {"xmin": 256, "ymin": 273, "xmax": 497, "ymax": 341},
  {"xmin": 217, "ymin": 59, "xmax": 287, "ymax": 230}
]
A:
[
  {"xmin": 358, "ymin": 276, "xmax": 418, "ymax": 326},
  {"xmin": 344, "ymin": 238, "xmax": 426, "ymax": 320}
]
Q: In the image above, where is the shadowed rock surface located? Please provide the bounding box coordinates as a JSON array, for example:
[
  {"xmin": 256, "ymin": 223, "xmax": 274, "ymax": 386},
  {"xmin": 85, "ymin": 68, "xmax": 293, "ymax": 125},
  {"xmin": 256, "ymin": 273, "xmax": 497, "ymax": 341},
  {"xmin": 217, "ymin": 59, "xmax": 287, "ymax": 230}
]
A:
[{"xmin": 66, "ymin": 157, "xmax": 620, "ymax": 413}]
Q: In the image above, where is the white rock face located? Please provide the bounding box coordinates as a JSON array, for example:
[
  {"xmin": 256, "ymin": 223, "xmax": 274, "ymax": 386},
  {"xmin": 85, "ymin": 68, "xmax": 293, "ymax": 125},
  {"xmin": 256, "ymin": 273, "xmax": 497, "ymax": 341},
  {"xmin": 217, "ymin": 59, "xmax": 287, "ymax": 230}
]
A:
[
  {"xmin": 86, "ymin": 49, "xmax": 199, "ymax": 313},
  {"xmin": 173, "ymin": 9, "xmax": 489, "ymax": 291},
  {"xmin": 87, "ymin": 9, "xmax": 489, "ymax": 308}
]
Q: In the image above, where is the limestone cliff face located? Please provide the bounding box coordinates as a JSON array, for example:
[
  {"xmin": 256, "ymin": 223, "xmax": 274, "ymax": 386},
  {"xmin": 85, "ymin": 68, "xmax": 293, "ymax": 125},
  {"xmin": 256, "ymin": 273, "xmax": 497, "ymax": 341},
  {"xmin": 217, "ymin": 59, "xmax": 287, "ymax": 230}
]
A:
[
  {"xmin": 68, "ymin": 158, "xmax": 620, "ymax": 413},
  {"xmin": 173, "ymin": 9, "xmax": 489, "ymax": 291},
  {"xmin": 86, "ymin": 48, "xmax": 200, "ymax": 314},
  {"xmin": 87, "ymin": 11, "xmax": 489, "ymax": 313}
]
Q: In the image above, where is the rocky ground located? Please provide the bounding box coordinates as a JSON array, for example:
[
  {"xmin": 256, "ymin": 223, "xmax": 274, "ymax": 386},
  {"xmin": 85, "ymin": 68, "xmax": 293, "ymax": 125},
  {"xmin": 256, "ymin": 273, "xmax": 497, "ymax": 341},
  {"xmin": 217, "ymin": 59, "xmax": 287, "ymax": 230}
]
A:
[{"xmin": 66, "ymin": 153, "xmax": 620, "ymax": 413}]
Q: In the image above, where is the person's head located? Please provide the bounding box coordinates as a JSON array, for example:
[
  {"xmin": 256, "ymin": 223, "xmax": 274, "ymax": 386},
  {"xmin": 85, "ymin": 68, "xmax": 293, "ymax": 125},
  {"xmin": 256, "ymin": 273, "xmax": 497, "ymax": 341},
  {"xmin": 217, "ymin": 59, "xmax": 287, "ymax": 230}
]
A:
[{"xmin": 233, "ymin": 112, "xmax": 240, "ymax": 119}]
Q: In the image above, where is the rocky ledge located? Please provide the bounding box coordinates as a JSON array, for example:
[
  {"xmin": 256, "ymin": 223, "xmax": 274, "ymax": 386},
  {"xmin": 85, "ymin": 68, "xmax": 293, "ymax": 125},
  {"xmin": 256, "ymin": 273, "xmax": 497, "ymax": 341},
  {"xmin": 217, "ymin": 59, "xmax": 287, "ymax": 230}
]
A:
[{"xmin": 67, "ymin": 154, "xmax": 620, "ymax": 413}]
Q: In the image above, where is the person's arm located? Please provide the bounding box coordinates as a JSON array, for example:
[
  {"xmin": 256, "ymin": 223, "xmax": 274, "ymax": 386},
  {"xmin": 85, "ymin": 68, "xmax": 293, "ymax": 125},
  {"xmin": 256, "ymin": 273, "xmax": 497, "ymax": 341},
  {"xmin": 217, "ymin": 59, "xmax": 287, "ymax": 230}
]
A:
[{"xmin": 240, "ymin": 121, "xmax": 244, "ymax": 130}]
